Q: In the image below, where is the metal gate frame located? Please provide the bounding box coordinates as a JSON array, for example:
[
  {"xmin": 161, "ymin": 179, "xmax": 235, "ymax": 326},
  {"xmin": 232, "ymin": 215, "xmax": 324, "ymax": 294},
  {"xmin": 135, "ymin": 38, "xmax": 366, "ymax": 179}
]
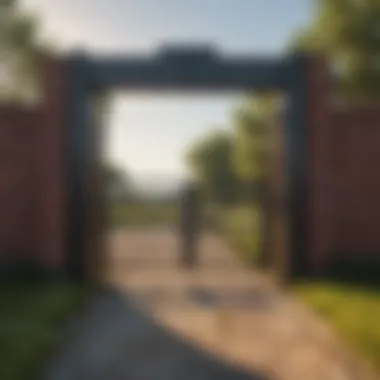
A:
[{"xmin": 65, "ymin": 47, "xmax": 309, "ymax": 281}]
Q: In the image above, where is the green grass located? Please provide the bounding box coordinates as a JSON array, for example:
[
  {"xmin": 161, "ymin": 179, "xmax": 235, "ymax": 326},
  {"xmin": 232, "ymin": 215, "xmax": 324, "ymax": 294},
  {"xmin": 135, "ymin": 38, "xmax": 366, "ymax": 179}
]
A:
[
  {"xmin": 0, "ymin": 280, "xmax": 89, "ymax": 380},
  {"xmin": 295, "ymin": 282, "xmax": 380, "ymax": 370},
  {"xmin": 108, "ymin": 201, "xmax": 179, "ymax": 227},
  {"xmin": 108, "ymin": 200, "xmax": 263, "ymax": 265},
  {"xmin": 219, "ymin": 205, "xmax": 263, "ymax": 265}
]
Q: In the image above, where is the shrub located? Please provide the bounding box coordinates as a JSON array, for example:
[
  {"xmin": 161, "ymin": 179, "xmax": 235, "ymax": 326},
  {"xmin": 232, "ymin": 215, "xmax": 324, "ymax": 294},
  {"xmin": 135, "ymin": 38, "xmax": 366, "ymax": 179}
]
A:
[{"xmin": 219, "ymin": 205, "xmax": 263, "ymax": 265}]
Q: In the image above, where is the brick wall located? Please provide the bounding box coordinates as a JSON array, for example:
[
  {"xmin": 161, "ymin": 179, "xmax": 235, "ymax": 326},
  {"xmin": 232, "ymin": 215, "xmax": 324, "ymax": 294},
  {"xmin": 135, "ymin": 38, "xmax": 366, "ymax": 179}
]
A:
[
  {"xmin": 0, "ymin": 53, "xmax": 379, "ymax": 278},
  {"xmin": 331, "ymin": 108, "xmax": 380, "ymax": 262},
  {"xmin": 307, "ymin": 56, "xmax": 335, "ymax": 273},
  {"xmin": 0, "ymin": 106, "xmax": 43, "ymax": 265},
  {"xmin": 37, "ymin": 57, "xmax": 68, "ymax": 270},
  {"xmin": 0, "ymin": 56, "xmax": 68, "ymax": 274},
  {"xmin": 307, "ymin": 57, "xmax": 380, "ymax": 273}
]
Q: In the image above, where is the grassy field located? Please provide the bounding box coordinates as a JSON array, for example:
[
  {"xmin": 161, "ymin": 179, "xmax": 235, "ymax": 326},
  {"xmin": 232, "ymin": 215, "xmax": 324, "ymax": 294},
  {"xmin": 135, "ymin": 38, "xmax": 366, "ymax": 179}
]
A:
[
  {"xmin": 108, "ymin": 201, "xmax": 179, "ymax": 227},
  {"xmin": 108, "ymin": 201, "xmax": 263, "ymax": 265},
  {"xmin": 218, "ymin": 205, "xmax": 263, "ymax": 265},
  {"xmin": 295, "ymin": 282, "xmax": 380, "ymax": 371},
  {"xmin": 0, "ymin": 280, "xmax": 89, "ymax": 380}
]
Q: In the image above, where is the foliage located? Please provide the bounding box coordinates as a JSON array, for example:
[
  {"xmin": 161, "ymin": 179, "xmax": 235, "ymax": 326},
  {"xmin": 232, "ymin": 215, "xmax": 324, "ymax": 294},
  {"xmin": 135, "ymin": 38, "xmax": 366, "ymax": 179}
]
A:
[
  {"xmin": 185, "ymin": 129, "xmax": 240, "ymax": 205},
  {"xmin": 0, "ymin": 280, "xmax": 89, "ymax": 380},
  {"xmin": 229, "ymin": 92, "xmax": 281, "ymax": 264},
  {"xmin": 184, "ymin": 93, "xmax": 280, "ymax": 264},
  {"xmin": 295, "ymin": 282, "xmax": 380, "ymax": 371},
  {"xmin": 0, "ymin": 0, "xmax": 49, "ymax": 103},
  {"xmin": 232, "ymin": 91, "xmax": 280, "ymax": 185},
  {"xmin": 291, "ymin": 0, "xmax": 380, "ymax": 102},
  {"xmin": 103, "ymin": 163, "xmax": 132, "ymax": 202},
  {"xmin": 219, "ymin": 205, "xmax": 263, "ymax": 265}
]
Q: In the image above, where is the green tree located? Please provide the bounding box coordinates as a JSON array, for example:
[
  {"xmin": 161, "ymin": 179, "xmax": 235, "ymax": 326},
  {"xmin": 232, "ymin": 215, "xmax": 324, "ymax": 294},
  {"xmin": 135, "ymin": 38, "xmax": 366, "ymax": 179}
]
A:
[
  {"xmin": 291, "ymin": 0, "xmax": 380, "ymax": 102},
  {"xmin": 232, "ymin": 91, "xmax": 279, "ymax": 198},
  {"xmin": 0, "ymin": 0, "xmax": 49, "ymax": 103},
  {"xmin": 103, "ymin": 163, "xmax": 132, "ymax": 202},
  {"xmin": 231, "ymin": 91, "xmax": 280, "ymax": 265},
  {"xmin": 185, "ymin": 129, "xmax": 239, "ymax": 205}
]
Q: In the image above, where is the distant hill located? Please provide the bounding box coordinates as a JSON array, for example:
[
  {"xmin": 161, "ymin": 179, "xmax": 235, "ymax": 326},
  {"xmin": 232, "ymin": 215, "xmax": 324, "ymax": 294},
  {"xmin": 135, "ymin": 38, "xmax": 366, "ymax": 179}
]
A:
[{"xmin": 129, "ymin": 172, "xmax": 188, "ymax": 201}]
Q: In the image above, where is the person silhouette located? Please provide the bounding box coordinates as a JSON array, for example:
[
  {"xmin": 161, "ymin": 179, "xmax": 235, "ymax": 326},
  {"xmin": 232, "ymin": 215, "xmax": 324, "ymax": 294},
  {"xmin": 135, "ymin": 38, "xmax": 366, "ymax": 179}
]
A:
[{"xmin": 179, "ymin": 182, "xmax": 202, "ymax": 269}]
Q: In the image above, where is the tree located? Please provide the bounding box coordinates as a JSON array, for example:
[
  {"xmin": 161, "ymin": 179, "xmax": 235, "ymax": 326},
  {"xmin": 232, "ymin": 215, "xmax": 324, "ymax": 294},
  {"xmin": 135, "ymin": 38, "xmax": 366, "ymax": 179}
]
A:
[
  {"xmin": 231, "ymin": 91, "xmax": 281, "ymax": 265},
  {"xmin": 291, "ymin": 0, "xmax": 380, "ymax": 103},
  {"xmin": 232, "ymin": 91, "xmax": 280, "ymax": 198},
  {"xmin": 0, "ymin": 0, "xmax": 49, "ymax": 103},
  {"xmin": 103, "ymin": 163, "xmax": 132, "ymax": 202},
  {"xmin": 185, "ymin": 129, "xmax": 239, "ymax": 205}
]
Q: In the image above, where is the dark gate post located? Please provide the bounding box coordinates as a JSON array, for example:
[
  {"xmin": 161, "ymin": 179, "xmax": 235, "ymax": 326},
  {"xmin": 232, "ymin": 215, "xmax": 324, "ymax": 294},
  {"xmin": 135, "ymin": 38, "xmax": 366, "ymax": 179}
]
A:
[
  {"xmin": 283, "ymin": 53, "xmax": 310, "ymax": 280},
  {"xmin": 66, "ymin": 52, "xmax": 93, "ymax": 281}
]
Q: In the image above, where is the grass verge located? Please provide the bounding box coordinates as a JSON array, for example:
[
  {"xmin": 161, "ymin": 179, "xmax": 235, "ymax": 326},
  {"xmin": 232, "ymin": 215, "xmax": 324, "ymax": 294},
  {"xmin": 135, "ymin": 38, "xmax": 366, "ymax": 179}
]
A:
[
  {"xmin": 108, "ymin": 201, "xmax": 179, "ymax": 227},
  {"xmin": 219, "ymin": 205, "xmax": 263, "ymax": 265},
  {"xmin": 0, "ymin": 280, "xmax": 90, "ymax": 380},
  {"xmin": 294, "ymin": 282, "xmax": 380, "ymax": 371}
]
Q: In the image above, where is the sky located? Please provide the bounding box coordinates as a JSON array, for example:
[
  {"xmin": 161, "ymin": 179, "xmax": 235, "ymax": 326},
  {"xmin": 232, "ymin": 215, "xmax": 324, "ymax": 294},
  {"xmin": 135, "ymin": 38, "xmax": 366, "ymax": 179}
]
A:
[{"xmin": 22, "ymin": 0, "xmax": 314, "ymax": 188}]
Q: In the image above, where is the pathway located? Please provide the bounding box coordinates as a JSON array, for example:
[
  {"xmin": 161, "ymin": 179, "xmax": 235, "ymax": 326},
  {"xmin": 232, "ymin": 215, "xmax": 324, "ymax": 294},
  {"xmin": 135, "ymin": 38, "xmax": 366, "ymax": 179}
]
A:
[{"xmin": 45, "ymin": 227, "xmax": 378, "ymax": 380}]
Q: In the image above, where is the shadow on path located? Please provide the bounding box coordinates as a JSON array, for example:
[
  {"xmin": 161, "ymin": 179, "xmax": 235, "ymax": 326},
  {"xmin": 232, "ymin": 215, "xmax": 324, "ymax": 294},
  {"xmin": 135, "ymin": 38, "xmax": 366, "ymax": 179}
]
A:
[
  {"xmin": 130, "ymin": 285, "xmax": 278, "ymax": 311},
  {"xmin": 44, "ymin": 287, "xmax": 271, "ymax": 380}
]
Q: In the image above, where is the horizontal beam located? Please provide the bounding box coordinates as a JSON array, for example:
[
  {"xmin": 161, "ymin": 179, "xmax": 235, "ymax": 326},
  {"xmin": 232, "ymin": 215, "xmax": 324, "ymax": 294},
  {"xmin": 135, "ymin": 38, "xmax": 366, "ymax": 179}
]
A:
[{"xmin": 89, "ymin": 54, "xmax": 288, "ymax": 91}]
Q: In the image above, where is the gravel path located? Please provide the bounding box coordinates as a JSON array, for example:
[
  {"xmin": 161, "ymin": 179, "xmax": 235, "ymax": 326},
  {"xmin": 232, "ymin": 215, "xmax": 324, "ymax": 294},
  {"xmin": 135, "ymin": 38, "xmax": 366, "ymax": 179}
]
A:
[{"xmin": 44, "ymin": 227, "xmax": 378, "ymax": 380}]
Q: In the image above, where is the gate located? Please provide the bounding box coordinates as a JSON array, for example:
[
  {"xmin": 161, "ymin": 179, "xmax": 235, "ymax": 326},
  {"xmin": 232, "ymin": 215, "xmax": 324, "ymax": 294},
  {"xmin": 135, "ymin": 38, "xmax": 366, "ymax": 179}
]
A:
[{"xmin": 65, "ymin": 46, "xmax": 310, "ymax": 281}]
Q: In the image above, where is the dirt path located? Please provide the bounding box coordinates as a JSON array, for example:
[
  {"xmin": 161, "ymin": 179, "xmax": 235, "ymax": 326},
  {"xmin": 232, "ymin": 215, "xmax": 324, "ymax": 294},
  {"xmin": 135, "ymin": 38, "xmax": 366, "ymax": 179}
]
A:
[{"xmin": 45, "ymin": 227, "xmax": 378, "ymax": 380}]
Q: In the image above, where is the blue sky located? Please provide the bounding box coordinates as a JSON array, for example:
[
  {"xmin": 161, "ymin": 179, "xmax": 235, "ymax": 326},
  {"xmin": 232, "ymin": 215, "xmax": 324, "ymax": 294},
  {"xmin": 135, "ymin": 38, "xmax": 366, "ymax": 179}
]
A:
[{"xmin": 23, "ymin": 0, "xmax": 313, "ymax": 183}]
